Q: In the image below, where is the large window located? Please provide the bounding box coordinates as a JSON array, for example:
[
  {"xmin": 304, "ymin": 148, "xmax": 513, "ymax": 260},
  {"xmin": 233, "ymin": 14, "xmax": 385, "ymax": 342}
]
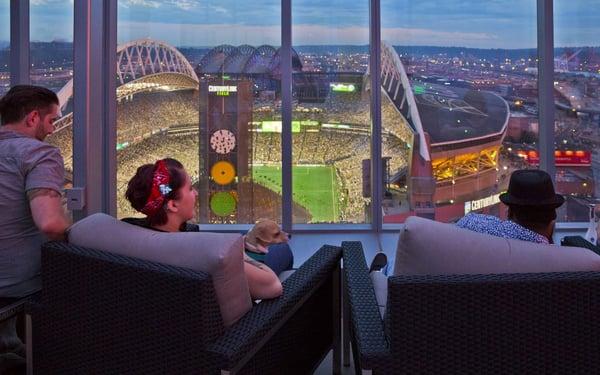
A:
[
  {"xmin": 6, "ymin": 0, "xmax": 590, "ymax": 228},
  {"xmin": 0, "ymin": 1, "xmax": 8, "ymax": 96},
  {"xmin": 553, "ymin": 1, "xmax": 600, "ymax": 221},
  {"xmin": 30, "ymin": 1, "xmax": 73, "ymax": 92},
  {"xmin": 117, "ymin": 0, "xmax": 282, "ymax": 224},
  {"xmin": 31, "ymin": 1, "xmax": 74, "ymax": 204},
  {"xmin": 381, "ymin": 0, "xmax": 538, "ymax": 224},
  {"xmin": 291, "ymin": 0, "xmax": 371, "ymax": 224}
]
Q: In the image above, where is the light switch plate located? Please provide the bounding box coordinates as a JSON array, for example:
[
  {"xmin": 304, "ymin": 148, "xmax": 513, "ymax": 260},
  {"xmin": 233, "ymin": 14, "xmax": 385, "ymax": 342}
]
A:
[{"xmin": 66, "ymin": 187, "xmax": 86, "ymax": 210}]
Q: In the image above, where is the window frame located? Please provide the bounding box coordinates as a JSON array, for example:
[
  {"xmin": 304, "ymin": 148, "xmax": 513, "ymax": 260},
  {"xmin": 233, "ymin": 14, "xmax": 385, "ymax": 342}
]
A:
[{"xmin": 8, "ymin": 0, "xmax": 588, "ymax": 231}]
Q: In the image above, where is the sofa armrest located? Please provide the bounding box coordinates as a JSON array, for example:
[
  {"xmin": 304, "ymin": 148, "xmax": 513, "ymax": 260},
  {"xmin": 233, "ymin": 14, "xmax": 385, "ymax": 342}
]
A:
[
  {"xmin": 562, "ymin": 235, "xmax": 600, "ymax": 255},
  {"xmin": 341, "ymin": 241, "xmax": 389, "ymax": 370},
  {"xmin": 208, "ymin": 244, "xmax": 342, "ymax": 371}
]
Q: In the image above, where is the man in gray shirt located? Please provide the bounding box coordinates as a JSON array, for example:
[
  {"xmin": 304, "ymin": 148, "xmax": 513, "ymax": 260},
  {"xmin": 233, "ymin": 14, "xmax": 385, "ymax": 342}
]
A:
[{"xmin": 0, "ymin": 85, "xmax": 70, "ymax": 372}]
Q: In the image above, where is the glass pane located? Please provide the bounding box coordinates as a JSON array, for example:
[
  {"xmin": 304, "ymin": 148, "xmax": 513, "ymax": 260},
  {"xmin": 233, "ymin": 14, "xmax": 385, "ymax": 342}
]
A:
[
  {"xmin": 31, "ymin": 0, "xmax": 74, "ymax": 214},
  {"xmin": 0, "ymin": 0, "xmax": 8, "ymax": 96},
  {"xmin": 117, "ymin": 0, "xmax": 282, "ymax": 224},
  {"xmin": 381, "ymin": 0, "xmax": 538, "ymax": 223},
  {"xmin": 554, "ymin": 1, "xmax": 600, "ymax": 222},
  {"xmin": 291, "ymin": 0, "xmax": 371, "ymax": 224}
]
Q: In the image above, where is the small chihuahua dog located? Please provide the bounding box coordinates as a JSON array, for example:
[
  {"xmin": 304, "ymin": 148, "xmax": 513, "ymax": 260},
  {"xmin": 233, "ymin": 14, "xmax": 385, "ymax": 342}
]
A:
[{"xmin": 244, "ymin": 219, "xmax": 289, "ymax": 254}]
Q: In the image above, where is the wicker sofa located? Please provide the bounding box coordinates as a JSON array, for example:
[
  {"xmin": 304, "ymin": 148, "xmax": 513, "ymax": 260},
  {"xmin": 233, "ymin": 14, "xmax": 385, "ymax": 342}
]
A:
[
  {"xmin": 33, "ymin": 241, "xmax": 342, "ymax": 374},
  {"xmin": 342, "ymin": 218, "xmax": 600, "ymax": 374}
]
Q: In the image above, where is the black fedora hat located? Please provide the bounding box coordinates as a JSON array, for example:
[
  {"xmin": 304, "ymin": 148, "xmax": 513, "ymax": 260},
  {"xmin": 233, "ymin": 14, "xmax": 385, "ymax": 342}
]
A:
[{"xmin": 499, "ymin": 169, "xmax": 564, "ymax": 208}]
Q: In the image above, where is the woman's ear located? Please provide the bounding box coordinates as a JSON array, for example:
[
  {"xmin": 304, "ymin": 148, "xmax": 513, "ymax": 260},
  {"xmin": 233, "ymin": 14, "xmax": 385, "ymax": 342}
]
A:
[{"xmin": 166, "ymin": 199, "xmax": 178, "ymax": 213}]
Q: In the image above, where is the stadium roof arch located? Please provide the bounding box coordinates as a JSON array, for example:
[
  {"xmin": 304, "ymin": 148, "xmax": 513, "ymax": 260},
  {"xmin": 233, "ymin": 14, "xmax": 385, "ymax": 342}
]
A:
[
  {"xmin": 373, "ymin": 41, "xmax": 430, "ymax": 161},
  {"xmin": 197, "ymin": 44, "xmax": 303, "ymax": 75},
  {"xmin": 371, "ymin": 42, "xmax": 509, "ymax": 162},
  {"xmin": 56, "ymin": 39, "xmax": 199, "ymax": 109},
  {"xmin": 245, "ymin": 45, "xmax": 278, "ymax": 74}
]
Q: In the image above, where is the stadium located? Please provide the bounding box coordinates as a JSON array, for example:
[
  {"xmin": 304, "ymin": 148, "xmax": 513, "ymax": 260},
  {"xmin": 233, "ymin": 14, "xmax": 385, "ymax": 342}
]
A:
[{"xmin": 46, "ymin": 39, "xmax": 509, "ymax": 224}]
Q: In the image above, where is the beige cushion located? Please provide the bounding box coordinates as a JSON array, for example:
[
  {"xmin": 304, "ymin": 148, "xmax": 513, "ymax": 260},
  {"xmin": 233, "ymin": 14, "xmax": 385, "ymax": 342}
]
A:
[
  {"xmin": 394, "ymin": 216, "xmax": 600, "ymax": 276},
  {"xmin": 67, "ymin": 213, "xmax": 252, "ymax": 326}
]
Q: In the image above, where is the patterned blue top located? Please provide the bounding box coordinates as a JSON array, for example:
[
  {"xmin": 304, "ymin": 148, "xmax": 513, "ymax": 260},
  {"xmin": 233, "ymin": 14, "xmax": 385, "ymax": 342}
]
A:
[{"xmin": 456, "ymin": 213, "xmax": 549, "ymax": 244}]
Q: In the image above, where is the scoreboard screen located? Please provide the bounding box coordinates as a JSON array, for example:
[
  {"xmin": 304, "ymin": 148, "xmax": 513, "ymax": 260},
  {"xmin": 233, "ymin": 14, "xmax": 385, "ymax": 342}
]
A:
[{"xmin": 330, "ymin": 83, "xmax": 356, "ymax": 93}]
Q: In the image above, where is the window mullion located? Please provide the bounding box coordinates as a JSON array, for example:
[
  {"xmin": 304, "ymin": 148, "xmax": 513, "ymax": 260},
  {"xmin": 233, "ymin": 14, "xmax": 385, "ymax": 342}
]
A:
[
  {"xmin": 281, "ymin": 0, "xmax": 293, "ymax": 231},
  {"xmin": 537, "ymin": 0, "xmax": 556, "ymax": 180},
  {"xmin": 370, "ymin": 0, "xmax": 382, "ymax": 231},
  {"xmin": 10, "ymin": 0, "xmax": 29, "ymax": 86}
]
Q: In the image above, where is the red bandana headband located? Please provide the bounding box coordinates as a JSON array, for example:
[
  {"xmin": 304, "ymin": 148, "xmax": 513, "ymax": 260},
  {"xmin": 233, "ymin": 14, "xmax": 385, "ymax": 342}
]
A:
[{"xmin": 141, "ymin": 159, "xmax": 173, "ymax": 216}]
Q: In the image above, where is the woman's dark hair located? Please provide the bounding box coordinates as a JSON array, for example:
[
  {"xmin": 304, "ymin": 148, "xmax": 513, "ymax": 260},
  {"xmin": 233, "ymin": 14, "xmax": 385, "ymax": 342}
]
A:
[
  {"xmin": 0, "ymin": 85, "xmax": 59, "ymax": 125},
  {"xmin": 125, "ymin": 158, "xmax": 186, "ymax": 226}
]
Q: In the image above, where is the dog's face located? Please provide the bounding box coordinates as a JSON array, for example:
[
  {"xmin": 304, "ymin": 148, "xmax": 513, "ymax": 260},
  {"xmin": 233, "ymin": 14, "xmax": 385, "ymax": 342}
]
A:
[{"xmin": 254, "ymin": 219, "xmax": 289, "ymax": 246}]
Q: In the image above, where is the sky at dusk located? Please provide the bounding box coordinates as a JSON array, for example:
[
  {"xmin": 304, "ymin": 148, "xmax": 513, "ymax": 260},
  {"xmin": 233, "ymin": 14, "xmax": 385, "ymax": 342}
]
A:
[{"xmin": 0, "ymin": 0, "xmax": 598, "ymax": 49}]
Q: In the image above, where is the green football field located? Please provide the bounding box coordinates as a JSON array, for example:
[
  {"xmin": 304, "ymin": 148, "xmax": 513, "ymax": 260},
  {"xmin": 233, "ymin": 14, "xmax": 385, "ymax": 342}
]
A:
[{"xmin": 252, "ymin": 165, "xmax": 341, "ymax": 223}]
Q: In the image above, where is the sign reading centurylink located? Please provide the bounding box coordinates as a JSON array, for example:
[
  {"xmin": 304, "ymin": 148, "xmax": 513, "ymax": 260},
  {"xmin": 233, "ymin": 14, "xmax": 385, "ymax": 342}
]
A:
[
  {"xmin": 464, "ymin": 192, "xmax": 504, "ymax": 215},
  {"xmin": 208, "ymin": 85, "xmax": 238, "ymax": 96}
]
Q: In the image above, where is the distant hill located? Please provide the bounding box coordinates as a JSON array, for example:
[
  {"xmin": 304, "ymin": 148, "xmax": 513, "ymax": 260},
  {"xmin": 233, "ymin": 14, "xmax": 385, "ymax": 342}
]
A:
[
  {"xmin": 294, "ymin": 45, "xmax": 369, "ymax": 54},
  {"xmin": 1, "ymin": 42, "xmax": 599, "ymax": 74},
  {"xmin": 393, "ymin": 46, "xmax": 537, "ymax": 61}
]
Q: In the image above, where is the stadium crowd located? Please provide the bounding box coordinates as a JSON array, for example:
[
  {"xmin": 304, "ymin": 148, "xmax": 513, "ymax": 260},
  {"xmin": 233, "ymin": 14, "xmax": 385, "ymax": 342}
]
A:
[
  {"xmin": 382, "ymin": 96, "xmax": 415, "ymax": 143},
  {"xmin": 46, "ymin": 85, "xmax": 412, "ymax": 223},
  {"xmin": 117, "ymin": 90, "xmax": 198, "ymax": 143},
  {"xmin": 47, "ymin": 89, "xmax": 199, "ymax": 179}
]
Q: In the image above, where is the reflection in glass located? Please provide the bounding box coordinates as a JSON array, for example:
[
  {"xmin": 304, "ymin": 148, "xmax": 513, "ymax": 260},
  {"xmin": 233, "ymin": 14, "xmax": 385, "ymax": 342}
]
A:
[
  {"xmin": 30, "ymin": 0, "xmax": 74, "ymax": 218},
  {"xmin": 291, "ymin": 0, "xmax": 371, "ymax": 224},
  {"xmin": 117, "ymin": 1, "xmax": 282, "ymax": 223},
  {"xmin": 0, "ymin": 1, "xmax": 8, "ymax": 96},
  {"xmin": 381, "ymin": 0, "xmax": 538, "ymax": 223},
  {"xmin": 553, "ymin": 1, "xmax": 600, "ymax": 222}
]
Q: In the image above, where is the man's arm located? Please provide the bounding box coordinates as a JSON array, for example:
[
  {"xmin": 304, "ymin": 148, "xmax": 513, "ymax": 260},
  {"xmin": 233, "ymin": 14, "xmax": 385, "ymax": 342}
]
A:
[{"xmin": 28, "ymin": 188, "xmax": 71, "ymax": 241}]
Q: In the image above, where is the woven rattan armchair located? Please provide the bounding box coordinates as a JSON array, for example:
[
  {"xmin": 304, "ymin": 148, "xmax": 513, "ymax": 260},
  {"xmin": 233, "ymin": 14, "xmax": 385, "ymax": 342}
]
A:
[
  {"xmin": 342, "ymin": 240, "xmax": 600, "ymax": 374},
  {"xmin": 33, "ymin": 241, "xmax": 342, "ymax": 374}
]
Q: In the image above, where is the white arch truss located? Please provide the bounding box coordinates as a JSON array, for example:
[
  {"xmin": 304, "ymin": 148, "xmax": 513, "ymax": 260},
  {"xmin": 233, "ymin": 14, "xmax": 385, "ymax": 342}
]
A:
[
  {"xmin": 56, "ymin": 38, "xmax": 199, "ymax": 109},
  {"xmin": 378, "ymin": 41, "xmax": 430, "ymax": 161}
]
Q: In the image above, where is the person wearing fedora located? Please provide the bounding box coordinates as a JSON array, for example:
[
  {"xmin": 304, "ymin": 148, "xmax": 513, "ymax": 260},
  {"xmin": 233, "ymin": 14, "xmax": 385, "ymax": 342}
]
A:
[{"xmin": 457, "ymin": 169, "xmax": 564, "ymax": 244}]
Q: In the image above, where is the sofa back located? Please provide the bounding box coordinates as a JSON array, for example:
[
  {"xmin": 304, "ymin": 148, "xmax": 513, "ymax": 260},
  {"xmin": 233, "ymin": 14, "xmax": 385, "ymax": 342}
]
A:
[
  {"xmin": 394, "ymin": 216, "xmax": 600, "ymax": 276},
  {"xmin": 67, "ymin": 213, "xmax": 251, "ymax": 326}
]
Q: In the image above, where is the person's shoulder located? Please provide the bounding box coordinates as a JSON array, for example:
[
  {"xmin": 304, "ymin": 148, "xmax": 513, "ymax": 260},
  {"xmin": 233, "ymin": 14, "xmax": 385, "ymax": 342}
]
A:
[
  {"xmin": 17, "ymin": 138, "xmax": 62, "ymax": 162},
  {"xmin": 503, "ymin": 220, "xmax": 549, "ymax": 244},
  {"xmin": 31, "ymin": 140, "xmax": 61, "ymax": 156},
  {"xmin": 457, "ymin": 213, "xmax": 501, "ymax": 226}
]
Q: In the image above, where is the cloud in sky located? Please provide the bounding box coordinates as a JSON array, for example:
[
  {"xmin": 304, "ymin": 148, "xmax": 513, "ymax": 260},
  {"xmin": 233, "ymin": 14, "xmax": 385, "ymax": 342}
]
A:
[
  {"xmin": 2, "ymin": 0, "xmax": 598, "ymax": 48},
  {"xmin": 120, "ymin": 0, "xmax": 161, "ymax": 8},
  {"xmin": 117, "ymin": 21, "xmax": 512, "ymax": 49},
  {"xmin": 31, "ymin": 0, "xmax": 74, "ymax": 4},
  {"xmin": 382, "ymin": 28, "xmax": 499, "ymax": 49},
  {"xmin": 119, "ymin": 21, "xmax": 282, "ymax": 46},
  {"xmin": 119, "ymin": 0, "xmax": 199, "ymax": 11}
]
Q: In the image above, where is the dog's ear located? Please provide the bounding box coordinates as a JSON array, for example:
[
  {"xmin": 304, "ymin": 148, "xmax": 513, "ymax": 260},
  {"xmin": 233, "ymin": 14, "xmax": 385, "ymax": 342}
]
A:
[{"xmin": 254, "ymin": 225, "xmax": 272, "ymax": 242}]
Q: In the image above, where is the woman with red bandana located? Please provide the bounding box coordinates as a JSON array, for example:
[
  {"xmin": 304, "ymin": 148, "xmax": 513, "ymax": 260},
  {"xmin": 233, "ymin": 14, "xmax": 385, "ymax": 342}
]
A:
[{"xmin": 122, "ymin": 158, "xmax": 282, "ymax": 300}]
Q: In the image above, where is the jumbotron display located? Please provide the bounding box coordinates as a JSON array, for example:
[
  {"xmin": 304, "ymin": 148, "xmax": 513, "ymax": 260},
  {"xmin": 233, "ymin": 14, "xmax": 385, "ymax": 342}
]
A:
[{"xmin": 199, "ymin": 79, "xmax": 252, "ymax": 223}]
